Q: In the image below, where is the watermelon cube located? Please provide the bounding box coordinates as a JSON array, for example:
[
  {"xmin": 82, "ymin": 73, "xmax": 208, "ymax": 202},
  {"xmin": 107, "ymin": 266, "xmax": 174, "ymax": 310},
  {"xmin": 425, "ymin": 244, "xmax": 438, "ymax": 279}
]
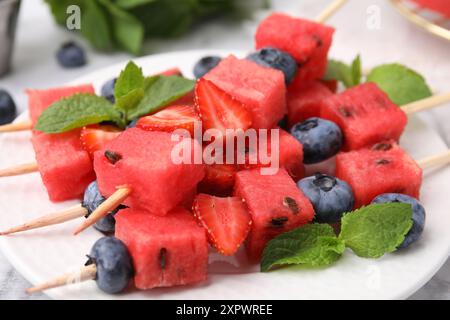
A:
[
  {"xmin": 234, "ymin": 168, "xmax": 315, "ymax": 261},
  {"xmin": 94, "ymin": 128, "xmax": 205, "ymax": 216},
  {"xmin": 238, "ymin": 128, "xmax": 305, "ymax": 181},
  {"xmin": 287, "ymin": 81, "xmax": 334, "ymax": 127},
  {"xmin": 32, "ymin": 130, "xmax": 95, "ymax": 201},
  {"xmin": 27, "ymin": 84, "xmax": 95, "ymax": 125},
  {"xmin": 204, "ymin": 55, "xmax": 286, "ymax": 129},
  {"xmin": 335, "ymin": 141, "xmax": 423, "ymax": 208},
  {"xmin": 115, "ymin": 207, "xmax": 209, "ymax": 290},
  {"xmin": 255, "ymin": 12, "xmax": 335, "ymax": 83},
  {"xmin": 320, "ymin": 83, "xmax": 408, "ymax": 150}
]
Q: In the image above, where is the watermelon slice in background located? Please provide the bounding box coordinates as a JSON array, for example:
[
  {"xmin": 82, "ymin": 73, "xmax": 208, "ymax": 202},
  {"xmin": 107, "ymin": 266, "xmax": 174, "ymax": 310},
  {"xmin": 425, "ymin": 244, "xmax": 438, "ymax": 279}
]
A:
[
  {"xmin": 255, "ymin": 12, "xmax": 335, "ymax": 83},
  {"xmin": 115, "ymin": 207, "xmax": 209, "ymax": 290},
  {"xmin": 204, "ymin": 55, "xmax": 286, "ymax": 129},
  {"xmin": 287, "ymin": 81, "xmax": 334, "ymax": 128},
  {"xmin": 320, "ymin": 82, "xmax": 408, "ymax": 150},
  {"xmin": 411, "ymin": 0, "xmax": 450, "ymax": 18},
  {"xmin": 26, "ymin": 84, "xmax": 95, "ymax": 125},
  {"xmin": 234, "ymin": 168, "xmax": 315, "ymax": 261},
  {"xmin": 94, "ymin": 128, "xmax": 205, "ymax": 216},
  {"xmin": 335, "ymin": 141, "xmax": 423, "ymax": 209},
  {"xmin": 27, "ymin": 85, "xmax": 96, "ymax": 201}
]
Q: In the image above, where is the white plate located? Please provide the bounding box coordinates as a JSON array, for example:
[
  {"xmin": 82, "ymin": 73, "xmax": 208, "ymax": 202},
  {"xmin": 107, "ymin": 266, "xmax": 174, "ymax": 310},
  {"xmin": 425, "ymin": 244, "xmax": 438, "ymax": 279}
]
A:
[{"xmin": 0, "ymin": 50, "xmax": 449, "ymax": 300}]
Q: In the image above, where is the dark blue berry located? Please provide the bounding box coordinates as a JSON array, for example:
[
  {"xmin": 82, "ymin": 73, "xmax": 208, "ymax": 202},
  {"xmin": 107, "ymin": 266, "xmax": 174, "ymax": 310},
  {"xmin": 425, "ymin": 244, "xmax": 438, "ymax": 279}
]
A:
[
  {"xmin": 193, "ymin": 56, "xmax": 221, "ymax": 79},
  {"xmin": 0, "ymin": 90, "xmax": 17, "ymax": 125},
  {"xmin": 298, "ymin": 173, "xmax": 354, "ymax": 223},
  {"xmin": 87, "ymin": 237, "xmax": 133, "ymax": 294},
  {"xmin": 56, "ymin": 41, "xmax": 86, "ymax": 68},
  {"xmin": 101, "ymin": 78, "xmax": 116, "ymax": 103},
  {"xmin": 290, "ymin": 117, "xmax": 343, "ymax": 164},
  {"xmin": 247, "ymin": 47, "xmax": 297, "ymax": 84},
  {"xmin": 372, "ymin": 193, "xmax": 425, "ymax": 249},
  {"xmin": 82, "ymin": 181, "xmax": 120, "ymax": 234}
]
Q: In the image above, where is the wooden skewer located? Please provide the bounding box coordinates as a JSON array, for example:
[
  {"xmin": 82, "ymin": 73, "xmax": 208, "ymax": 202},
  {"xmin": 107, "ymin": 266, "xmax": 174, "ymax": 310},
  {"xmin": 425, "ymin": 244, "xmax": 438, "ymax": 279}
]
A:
[
  {"xmin": 417, "ymin": 150, "xmax": 450, "ymax": 170},
  {"xmin": 0, "ymin": 162, "xmax": 38, "ymax": 178},
  {"xmin": 401, "ymin": 93, "xmax": 450, "ymax": 115},
  {"xmin": 0, "ymin": 120, "xmax": 33, "ymax": 133},
  {"xmin": 315, "ymin": 0, "xmax": 348, "ymax": 23},
  {"xmin": 26, "ymin": 264, "xmax": 97, "ymax": 294},
  {"xmin": 73, "ymin": 186, "xmax": 131, "ymax": 235},
  {"xmin": 0, "ymin": 205, "xmax": 87, "ymax": 236}
]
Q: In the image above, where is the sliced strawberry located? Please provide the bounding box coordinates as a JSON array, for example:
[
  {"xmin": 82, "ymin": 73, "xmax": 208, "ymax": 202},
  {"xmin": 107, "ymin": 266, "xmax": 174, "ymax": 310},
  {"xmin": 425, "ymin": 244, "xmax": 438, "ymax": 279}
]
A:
[
  {"xmin": 157, "ymin": 67, "xmax": 183, "ymax": 77},
  {"xmin": 193, "ymin": 194, "xmax": 252, "ymax": 256},
  {"xmin": 198, "ymin": 164, "xmax": 237, "ymax": 196},
  {"xmin": 80, "ymin": 125, "xmax": 123, "ymax": 157},
  {"xmin": 173, "ymin": 90, "xmax": 195, "ymax": 106},
  {"xmin": 195, "ymin": 78, "xmax": 252, "ymax": 133},
  {"xmin": 136, "ymin": 105, "xmax": 200, "ymax": 136}
]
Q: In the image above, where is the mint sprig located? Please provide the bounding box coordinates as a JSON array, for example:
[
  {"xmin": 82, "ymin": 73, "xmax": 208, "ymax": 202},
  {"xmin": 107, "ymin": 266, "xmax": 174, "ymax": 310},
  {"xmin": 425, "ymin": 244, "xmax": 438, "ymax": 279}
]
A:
[
  {"xmin": 261, "ymin": 203, "xmax": 413, "ymax": 272},
  {"xmin": 366, "ymin": 64, "xmax": 432, "ymax": 105},
  {"xmin": 324, "ymin": 55, "xmax": 362, "ymax": 88},
  {"xmin": 35, "ymin": 60, "xmax": 195, "ymax": 134}
]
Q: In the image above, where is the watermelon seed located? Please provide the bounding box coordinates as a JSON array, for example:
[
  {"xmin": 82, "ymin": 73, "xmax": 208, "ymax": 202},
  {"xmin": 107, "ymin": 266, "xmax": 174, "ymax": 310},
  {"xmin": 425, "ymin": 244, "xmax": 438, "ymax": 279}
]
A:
[
  {"xmin": 311, "ymin": 34, "xmax": 323, "ymax": 47},
  {"xmin": 105, "ymin": 150, "xmax": 122, "ymax": 164},
  {"xmin": 283, "ymin": 197, "xmax": 299, "ymax": 215},
  {"xmin": 372, "ymin": 142, "xmax": 392, "ymax": 151},
  {"xmin": 159, "ymin": 248, "xmax": 167, "ymax": 270},
  {"xmin": 338, "ymin": 106, "xmax": 353, "ymax": 118},
  {"xmin": 375, "ymin": 159, "xmax": 390, "ymax": 165},
  {"xmin": 270, "ymin": 217, "xmax": 289, "ymax": 228}
]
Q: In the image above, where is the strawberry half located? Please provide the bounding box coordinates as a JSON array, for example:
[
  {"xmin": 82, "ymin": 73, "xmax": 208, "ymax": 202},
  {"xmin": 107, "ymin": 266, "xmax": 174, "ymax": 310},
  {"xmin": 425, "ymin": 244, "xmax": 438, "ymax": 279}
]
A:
[
  {"xmin": 195, "ymin": 78, "xmax": 252, "ymax": 133},
  {"xmin": 80, "ymin": 125, "xmax": 123, "ymax": 157},
  {"xmin": 136, "ymin": 105, "xmax": 201, "ymax": 136},
  {"xmin": 193, "ymin": 194, "xmax": 252, "ymax": 256},
  {"xmin": 198, "ymin": 164, "xmax": 237, "ymax": 197}
]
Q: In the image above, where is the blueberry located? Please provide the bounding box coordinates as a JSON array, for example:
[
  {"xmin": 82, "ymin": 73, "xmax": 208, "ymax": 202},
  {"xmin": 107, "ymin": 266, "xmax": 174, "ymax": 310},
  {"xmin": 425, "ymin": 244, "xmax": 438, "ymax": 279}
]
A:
[
  {"xmin": 372, "ymin": 193, "xmax": 425, "ymax": 249},
  {"xmin": 298, "ymin": 173, "xmax": 354, "ymax": 223},
  {"xmin": 82, "ymin": 181, "xmax": 121, "ymax": 234},
  {"xmin": 247, "ymin": 47, "xmax": 297, "ymax": 84},
  {"xmin": 101, "ymin": 78, "xmax": 117, "ymax": 103},
  {"xmin": 290, "ymin": 117, "xmax": 343, "ymax": 164},
  {"xmin": 56, "ymin": 41, "xmax": 87, "ymax": 68},
  {"xmin": 87, "ymin": 237, "xmax": 134, "ymax": 294},
  {"xmin": 193, "ymin": 56, "xmax": 221, "ymax": 79},
  {"xmin": 0, "ymin": 90, "xmax": 17, "ymax": 125}
]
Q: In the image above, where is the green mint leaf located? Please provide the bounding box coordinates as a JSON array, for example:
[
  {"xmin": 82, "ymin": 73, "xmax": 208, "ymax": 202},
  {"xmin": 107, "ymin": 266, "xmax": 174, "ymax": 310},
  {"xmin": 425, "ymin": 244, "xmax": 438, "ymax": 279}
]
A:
[
  {"xmin": 35, "ymin": 94, "xmax": 124, "ymax": 134},
  {"xmin": 324, "ymin": 55, "xmax": 362, "ymax": 88},
  {"xmin": 115, "ymin": 0, "xmax": 157, "ymax": 9},
  {"xmin": 127, "ymin": 75, "xmax": 195, "ymax": 120},
  {"xmin": 81, "ymin": 0, "xmax": 114, "ymax": 51},
  {"xmin": 366, "ymin": 63, "xmax": 432, "ymax": 105},
  {"xmin": 114, "ymin": 61, "xmax": 145, "ymax": 113},
  {"xmin": 98, "ymin": 0, "xmax": 145, "ymax": 55},
  {"xmin": 339, "ymin": 203, "xmax": 413, "ymax": 258},
  {"xmin": 261, "ymin": 224, "xmax": 345, "ymax": 272}
]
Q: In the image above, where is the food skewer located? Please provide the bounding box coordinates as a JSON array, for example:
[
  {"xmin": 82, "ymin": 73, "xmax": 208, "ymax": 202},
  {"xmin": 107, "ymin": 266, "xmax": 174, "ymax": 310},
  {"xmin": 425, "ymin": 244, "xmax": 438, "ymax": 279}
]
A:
[
  {"xmin": 0, "ymin": 92, "xmax": 448, "ymax": 179},
  {"xmin": 0, "ymin": 120, "xmax": 32, "ymax": 133},
  {"xmin": 315, "ymin": 0, "xmax": 348, "ymax": 23}
]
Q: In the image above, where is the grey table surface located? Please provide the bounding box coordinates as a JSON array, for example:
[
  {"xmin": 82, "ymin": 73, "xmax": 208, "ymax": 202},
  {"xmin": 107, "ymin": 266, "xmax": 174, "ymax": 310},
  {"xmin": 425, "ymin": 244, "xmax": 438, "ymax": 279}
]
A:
[{"xmin": 0, "ymin": 0, "xmax": 449, "ymax": 299}]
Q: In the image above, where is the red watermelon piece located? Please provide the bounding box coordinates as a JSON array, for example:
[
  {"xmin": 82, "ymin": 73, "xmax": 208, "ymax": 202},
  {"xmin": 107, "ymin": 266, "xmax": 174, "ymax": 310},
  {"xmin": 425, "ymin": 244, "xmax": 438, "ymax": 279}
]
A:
[
  {"xmin": 256, "ymin": 12, "xmax": 335, "ymax": 83},
  {"xmin": 238, "ymin": 128, "xmax": 304, "ymax": 181},
  {"xmin": 204, "ymin": 55, "xmax": 286, "ymax": 129},
  {"xmin": 94, "ymin": 128, "xmax": 205, "ymax": 216},
  {"xmin": 287, "ymin": 81, "xmax": 334, "ymax": 127},
  {"xmin": 32, "ymin": 130, "xmax": 95, "ymax": 201},
  {"xmin": 27, "ymin": 84, "xmax": 95, "ymax": 125},
  {"xmin": 115, "ymin": 207, "xmax": 208, "ymax": 290},
  {"xmin": 335, "ymin": 141, "xmax": 422, "ymax": 208},
  {"xmin": 234, "ymin": 168, "xmax": 315, "ymax": 261},
  {"xmin": 320, "ymin": 83, "xmax": 408, "ymax": 150},
  {"xmin": 412, "ymin": 0, "xmax": 450, "ymax": 18}
]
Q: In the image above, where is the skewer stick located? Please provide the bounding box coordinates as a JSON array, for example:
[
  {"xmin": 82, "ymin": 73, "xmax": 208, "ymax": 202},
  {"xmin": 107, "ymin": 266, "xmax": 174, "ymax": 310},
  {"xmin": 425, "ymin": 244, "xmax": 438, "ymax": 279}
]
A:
[
  {"xmin": 0, "ymin": 205, "xmax": 87, "ymax": 236},
  {"xmin": 401, "ymin": 93, "xmax": 450, "ymax": 115},
  {"xmin": 26, "ymin": 264, "xmax": 97, "ymax": 294},
  {"xmin": 0, "ymin": 162, "xmax": 38, "ymax": 178},
  {"xmin": 73, "ymin": 186, "xmax": 131, "ymax": 235},
  {"xmin": 0, "ymin": 120, "xmax": 33, "ymax": 133},
  {"xmin": 315, "ymin": 0, "xmax": 348, "ymax": 23},
  {"xmin": 417, "ymin": 150, "xmax": 450, "ymax": 170}
]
